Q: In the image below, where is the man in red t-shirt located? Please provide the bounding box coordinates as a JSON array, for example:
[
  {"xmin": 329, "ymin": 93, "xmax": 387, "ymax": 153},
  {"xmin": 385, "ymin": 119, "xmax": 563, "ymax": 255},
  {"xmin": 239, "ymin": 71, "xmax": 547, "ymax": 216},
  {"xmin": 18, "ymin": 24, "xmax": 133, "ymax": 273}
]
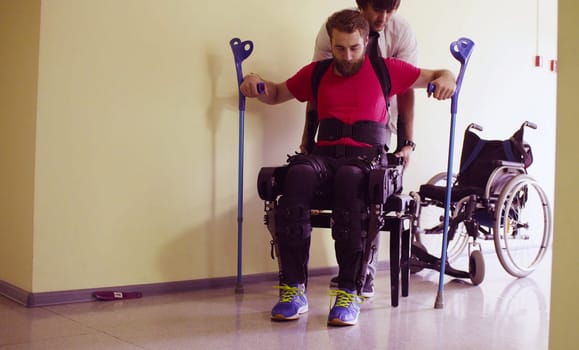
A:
[{"xmin": 241, "ymin": 9, "xmax": 455, "ymax": 327}]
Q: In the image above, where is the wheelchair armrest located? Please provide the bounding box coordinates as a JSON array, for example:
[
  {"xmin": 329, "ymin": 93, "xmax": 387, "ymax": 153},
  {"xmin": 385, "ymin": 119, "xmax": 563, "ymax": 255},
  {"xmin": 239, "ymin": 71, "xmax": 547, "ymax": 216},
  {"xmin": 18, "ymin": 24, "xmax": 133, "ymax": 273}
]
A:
[
  {"xmin": 492, "ymin": 160, "xmax": 525, "ymax": 168},
  {"xmin": 257, "ymin": 166, "xmax": 288, "ymax": 201}
]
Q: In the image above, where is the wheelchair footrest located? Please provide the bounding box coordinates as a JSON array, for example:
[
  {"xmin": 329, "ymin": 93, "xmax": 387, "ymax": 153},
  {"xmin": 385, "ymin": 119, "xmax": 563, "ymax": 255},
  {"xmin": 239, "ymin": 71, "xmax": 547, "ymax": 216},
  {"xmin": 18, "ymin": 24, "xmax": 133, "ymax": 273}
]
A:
[{"xmin": 409, "ymin": 244, "xmax": 470, "ymax": 279}]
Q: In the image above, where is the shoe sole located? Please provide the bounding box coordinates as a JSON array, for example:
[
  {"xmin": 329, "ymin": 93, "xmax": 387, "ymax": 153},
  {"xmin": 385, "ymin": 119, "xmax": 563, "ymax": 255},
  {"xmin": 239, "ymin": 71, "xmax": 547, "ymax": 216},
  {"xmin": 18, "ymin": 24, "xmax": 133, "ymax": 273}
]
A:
[
  {"xmin": 271, "ymin": 305, "xmax": 308, "ymax": 321},
  {"xmin": 361, "ymin": 291, "xmax": 375, "ymax": 298},
  {"xmin": 327, "ymin": 318, "xmax": 358, "ymax": 326}
]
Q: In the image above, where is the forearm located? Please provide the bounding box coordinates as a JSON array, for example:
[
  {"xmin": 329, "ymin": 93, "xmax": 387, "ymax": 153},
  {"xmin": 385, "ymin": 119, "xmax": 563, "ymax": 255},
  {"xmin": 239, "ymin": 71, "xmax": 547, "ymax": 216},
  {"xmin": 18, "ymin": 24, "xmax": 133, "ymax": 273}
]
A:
[
  {"xmin": 413, "ymin": 68, "xmax": 456, "ymax": 100},
  {"xmin": 397, "ymin": 89, "xmax": 415, "ymax": 142},
  {"xmin": 433, "ymin": 69, "xmax": 455, "ymax": 84}
]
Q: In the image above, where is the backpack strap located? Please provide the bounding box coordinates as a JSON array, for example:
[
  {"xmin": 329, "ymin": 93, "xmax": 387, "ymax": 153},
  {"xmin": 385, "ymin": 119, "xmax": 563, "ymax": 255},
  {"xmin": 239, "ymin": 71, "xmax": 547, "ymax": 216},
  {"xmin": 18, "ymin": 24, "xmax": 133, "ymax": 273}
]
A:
[
  {"xmin": 459, "ymin": 139, "xmax": 486, "ymax": 175},
  {"xmin": 368, "ymin": 54, "xmax": 391, "ymax": 108},
  {"xmin": 312, "ymin": 59, "xmax": 333, "ymax": 101}
]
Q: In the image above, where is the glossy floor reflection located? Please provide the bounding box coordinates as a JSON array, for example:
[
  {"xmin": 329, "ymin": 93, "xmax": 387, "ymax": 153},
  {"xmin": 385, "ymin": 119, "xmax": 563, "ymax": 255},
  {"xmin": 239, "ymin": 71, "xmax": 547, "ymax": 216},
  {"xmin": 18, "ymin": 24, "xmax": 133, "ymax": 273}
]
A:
[{"xmin": 0, "ymin": 249, "xmax": 551, "ymax": 350}]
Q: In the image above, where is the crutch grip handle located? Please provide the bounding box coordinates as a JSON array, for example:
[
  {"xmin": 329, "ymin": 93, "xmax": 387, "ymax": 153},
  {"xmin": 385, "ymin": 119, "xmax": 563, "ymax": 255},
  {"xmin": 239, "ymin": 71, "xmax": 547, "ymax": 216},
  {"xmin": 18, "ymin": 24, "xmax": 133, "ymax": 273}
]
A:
[{"xmin": 427, "ymin": 83, "xmax": 436, "ymax": 94}]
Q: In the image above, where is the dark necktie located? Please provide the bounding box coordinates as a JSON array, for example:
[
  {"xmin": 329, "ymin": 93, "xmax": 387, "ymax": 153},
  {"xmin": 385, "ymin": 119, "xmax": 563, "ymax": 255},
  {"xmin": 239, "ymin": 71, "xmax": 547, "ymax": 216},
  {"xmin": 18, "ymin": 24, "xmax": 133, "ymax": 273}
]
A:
[{"xmin": 367, "ymin": 31, "xmax": 380, "ymax": 59}]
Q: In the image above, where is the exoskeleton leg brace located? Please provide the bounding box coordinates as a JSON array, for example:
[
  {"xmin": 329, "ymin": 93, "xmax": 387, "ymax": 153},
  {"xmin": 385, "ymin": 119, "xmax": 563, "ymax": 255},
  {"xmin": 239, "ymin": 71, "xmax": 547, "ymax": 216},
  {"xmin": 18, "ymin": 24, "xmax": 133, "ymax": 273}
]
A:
[
  {"xmin": 331, "ymin": 158, "xmax": 378, "ymax": 293},
  {"xmin": 264, "ymin": 154, "xmax": 328, "ymax": 284}
]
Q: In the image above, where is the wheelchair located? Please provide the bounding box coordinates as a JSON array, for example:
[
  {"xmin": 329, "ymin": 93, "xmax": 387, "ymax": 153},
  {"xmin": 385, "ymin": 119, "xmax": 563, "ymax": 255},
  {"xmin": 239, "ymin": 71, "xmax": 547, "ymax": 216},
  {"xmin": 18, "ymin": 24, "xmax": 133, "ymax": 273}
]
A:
[
  {"xmin": 409, "ymin": 121, "xmax": 552, "ymax": 285},
  {"xmin": 257, "ymin": 152, "xmax": 416, "ymax": 307}
]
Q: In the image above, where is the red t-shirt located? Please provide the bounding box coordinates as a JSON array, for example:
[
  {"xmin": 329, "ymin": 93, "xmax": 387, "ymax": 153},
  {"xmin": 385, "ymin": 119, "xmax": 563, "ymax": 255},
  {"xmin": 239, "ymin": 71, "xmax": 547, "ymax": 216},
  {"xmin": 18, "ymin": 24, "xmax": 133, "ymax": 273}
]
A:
[{"xmin": 286, "ymin": 57, "xmax": 420, "ymax": 147}]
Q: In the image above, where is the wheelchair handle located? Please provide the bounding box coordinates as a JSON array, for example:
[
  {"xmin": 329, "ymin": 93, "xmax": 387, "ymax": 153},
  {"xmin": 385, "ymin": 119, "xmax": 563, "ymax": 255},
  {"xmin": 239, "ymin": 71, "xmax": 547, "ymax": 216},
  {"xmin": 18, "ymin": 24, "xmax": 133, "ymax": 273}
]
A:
[
  {"xmin": 230, "ymin": 38, "xmax": 254, "ymax": 111},
  {"xmin": 523, "ymin": 121, "xmax": 538, "ymax": 130},
  {"xmin": 467, "ymin": 123, "xmax": 483, "ymax": 132}
]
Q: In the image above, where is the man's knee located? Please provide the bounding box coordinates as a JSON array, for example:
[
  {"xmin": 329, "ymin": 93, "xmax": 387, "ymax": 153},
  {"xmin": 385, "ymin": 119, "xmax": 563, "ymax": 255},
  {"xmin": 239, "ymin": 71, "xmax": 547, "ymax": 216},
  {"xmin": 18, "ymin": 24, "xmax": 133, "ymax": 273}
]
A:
[{"xmin": 334, "ymin": 161, "xmax": 371, "ymax": 199}]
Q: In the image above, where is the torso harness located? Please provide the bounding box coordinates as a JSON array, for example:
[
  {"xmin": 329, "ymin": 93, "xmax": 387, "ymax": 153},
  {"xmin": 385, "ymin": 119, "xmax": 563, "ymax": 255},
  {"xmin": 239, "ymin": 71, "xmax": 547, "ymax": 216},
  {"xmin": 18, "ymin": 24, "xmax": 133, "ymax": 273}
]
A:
[{"xmin": 310, "ymin": 55, "xmax": 392, "ymax": 158}]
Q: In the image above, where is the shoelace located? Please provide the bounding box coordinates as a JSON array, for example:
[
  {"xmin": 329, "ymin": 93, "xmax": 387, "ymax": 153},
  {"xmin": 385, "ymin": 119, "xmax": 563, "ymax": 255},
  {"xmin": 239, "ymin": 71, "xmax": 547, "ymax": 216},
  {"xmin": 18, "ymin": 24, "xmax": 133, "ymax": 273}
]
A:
[
  {"xmin": 328, "ymin": 289, "xmax": 364, "ymax": 308},
  {"xmin": 274, "ymin": 284, "xmax": 302, "ymax": 302}
]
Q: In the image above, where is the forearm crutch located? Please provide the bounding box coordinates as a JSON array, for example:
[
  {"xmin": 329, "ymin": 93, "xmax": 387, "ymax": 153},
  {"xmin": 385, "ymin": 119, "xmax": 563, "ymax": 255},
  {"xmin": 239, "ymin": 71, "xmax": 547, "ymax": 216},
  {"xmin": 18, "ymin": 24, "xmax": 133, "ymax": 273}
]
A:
[
  {"xmin": 433, "ymin": 37, "xmax": 475, "ymax": 309},
  {"xmin": 229, "ymin": 38, "xmax": 254, "ymax": 293}
]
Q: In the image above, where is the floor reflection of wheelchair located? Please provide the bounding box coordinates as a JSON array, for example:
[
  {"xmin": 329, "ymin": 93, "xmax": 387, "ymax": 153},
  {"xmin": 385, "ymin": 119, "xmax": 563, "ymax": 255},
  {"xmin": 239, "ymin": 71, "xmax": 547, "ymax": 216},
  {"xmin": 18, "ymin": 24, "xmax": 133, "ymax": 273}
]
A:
[
  {"xmin": 410, "ymin": 121, "xmax": 552, "ymax": 285},
  {"xmin": 257, "ymin": 153, "xmax": 416, "ymax": 307}
]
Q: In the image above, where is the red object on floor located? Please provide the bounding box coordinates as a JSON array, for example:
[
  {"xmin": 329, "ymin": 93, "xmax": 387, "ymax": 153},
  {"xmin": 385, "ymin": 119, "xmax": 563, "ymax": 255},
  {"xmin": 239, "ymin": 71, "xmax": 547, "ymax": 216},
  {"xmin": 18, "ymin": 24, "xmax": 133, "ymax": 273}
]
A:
[{"xmin": 93, "ymin": 291, "xmax": 143, "ymax": 300}]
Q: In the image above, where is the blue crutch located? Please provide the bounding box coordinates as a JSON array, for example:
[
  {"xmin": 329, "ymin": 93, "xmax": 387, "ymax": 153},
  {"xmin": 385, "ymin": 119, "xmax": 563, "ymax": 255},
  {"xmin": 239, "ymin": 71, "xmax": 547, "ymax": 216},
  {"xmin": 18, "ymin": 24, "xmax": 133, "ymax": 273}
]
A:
[
  {"xmin": 431, "ymin": 37, "xmax": 475, "ymax": 309},
  {"xmin": 229, "ymin": 37, "xmax": 254, "ymax": 294}
]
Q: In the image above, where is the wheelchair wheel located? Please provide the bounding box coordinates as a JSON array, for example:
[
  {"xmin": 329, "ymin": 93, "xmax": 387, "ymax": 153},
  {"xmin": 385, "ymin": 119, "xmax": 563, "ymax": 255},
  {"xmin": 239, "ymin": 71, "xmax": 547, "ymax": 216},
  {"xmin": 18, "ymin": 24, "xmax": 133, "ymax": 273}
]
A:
[
  {"xmin": 469, "ymin": 249, "xmax": 485, "ymax": 285},
  {"xmin": 493, "ymin": 174, "xmax": 552, "ymax": 277},
  {"xmin": 426, "ymin": 172, "xmax": 457, "ymax": 187},
  {"xmin": 446, "ymin": 196, "xmax": 472, "ymax": 261},
  {"xmin": 419, "ymin": 172, "xmax": 470, "ymax": 262}
]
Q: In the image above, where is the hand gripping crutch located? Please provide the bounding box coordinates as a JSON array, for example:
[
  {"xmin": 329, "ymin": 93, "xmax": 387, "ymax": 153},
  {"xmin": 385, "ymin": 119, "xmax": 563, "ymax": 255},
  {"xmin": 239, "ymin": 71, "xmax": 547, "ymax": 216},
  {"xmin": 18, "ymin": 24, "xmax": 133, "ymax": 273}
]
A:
[
  {"xmin": 230, "ymin": 38, "xmax": 254, "ymax": 294},
  {"xmin": 432, "ymin": 37, "xmax": 475, "ymax": 309}
]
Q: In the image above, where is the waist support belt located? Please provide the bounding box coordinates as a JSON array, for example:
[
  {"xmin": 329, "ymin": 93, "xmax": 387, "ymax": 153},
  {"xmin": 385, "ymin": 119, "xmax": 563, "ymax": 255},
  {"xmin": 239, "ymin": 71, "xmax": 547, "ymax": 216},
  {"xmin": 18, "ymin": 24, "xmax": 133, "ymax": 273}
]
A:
[
  {"xmin": 318, "ymin": 118, "xmax": 387, "ymax": 145},
  {"xmin": 314, "ymin": 144, "xmax": 386, "ymax": 159}
]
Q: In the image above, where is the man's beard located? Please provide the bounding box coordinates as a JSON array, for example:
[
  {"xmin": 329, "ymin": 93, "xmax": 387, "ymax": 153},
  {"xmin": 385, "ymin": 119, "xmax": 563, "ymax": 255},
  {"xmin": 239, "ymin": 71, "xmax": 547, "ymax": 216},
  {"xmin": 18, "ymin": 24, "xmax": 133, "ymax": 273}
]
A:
[{"xmin": 334, "ymin": 57, "xmax": 364, "ymax": 77}]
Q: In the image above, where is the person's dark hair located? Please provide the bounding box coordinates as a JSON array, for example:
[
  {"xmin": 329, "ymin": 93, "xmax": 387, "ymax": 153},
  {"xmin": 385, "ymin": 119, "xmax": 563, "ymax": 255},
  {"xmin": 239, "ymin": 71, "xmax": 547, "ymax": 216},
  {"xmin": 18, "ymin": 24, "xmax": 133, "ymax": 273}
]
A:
[
  {"xmin": 326, "ymin": 9, "xmax": 370, "ymax": 40},
  {"xmin": 356, "ymin": 0, "xmax": 401, "ymax": 11}
]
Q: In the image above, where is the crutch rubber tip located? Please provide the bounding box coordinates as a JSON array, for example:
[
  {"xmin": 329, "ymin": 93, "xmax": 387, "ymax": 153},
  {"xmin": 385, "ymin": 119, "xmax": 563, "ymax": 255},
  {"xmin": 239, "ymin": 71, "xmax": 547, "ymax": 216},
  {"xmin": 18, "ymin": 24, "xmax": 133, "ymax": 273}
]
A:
[{"xmin": 434, "ymin": 293, "xmax": 444, "ymax": 309}]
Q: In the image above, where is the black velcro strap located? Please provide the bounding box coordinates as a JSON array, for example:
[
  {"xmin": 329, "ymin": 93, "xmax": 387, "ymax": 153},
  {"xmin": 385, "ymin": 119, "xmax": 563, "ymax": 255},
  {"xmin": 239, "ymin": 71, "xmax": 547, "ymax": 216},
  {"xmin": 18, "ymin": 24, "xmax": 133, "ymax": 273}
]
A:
[
  {"xmin": 314, "ymin": 144, "xmax": 382, "ymax": 159},
  {"xmin": 318, "ymin": 118, "xmax": 387, "ymax": 145}
]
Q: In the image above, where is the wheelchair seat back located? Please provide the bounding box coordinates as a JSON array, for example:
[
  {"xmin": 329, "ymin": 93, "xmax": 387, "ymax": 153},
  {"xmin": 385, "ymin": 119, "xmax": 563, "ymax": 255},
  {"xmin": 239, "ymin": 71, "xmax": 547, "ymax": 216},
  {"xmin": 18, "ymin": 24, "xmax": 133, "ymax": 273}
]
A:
[
  {"xmin": 457, "ymin": 124, "xmax": 533, "ymax": 189},
  {"xmin": 419, "ymin": 122, "xmax": 535, "ymax": 204}
]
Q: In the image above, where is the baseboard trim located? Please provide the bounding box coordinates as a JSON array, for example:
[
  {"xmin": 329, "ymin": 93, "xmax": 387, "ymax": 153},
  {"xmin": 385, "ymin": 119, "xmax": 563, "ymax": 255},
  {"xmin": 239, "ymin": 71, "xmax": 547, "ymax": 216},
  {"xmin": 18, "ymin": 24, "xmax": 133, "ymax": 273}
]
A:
[
  {"xmin": 1, "ymin": 263, "xmax": 390, "ymax": 308},
  {"xmin": 0, "ymin": 280, "xmax": 31, "ymax": 306}
]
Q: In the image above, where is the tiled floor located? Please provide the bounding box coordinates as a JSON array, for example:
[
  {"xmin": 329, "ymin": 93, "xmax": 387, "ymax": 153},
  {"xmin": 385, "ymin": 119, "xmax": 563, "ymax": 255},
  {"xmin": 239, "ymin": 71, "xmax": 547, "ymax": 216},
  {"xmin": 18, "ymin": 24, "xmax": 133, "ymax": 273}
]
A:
[{"xmin": 0, "ymin": 247, "xmax": 551, "ymax": 350}]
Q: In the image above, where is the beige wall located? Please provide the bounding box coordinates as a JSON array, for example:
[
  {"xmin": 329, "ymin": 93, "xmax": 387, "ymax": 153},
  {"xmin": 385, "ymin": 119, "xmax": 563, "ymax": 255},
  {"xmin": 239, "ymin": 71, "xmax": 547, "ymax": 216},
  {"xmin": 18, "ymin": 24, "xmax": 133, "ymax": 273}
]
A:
[
  {"xmin": 31, "ymin": 0, "xmax": 355, "ymax": 292},
  {"xmin": 0, "ymin": 0, "xmax": 40, "ymax": 291},
  {"xmin": 549, "ymin": 0, "xmax": 579, "ymax": 348}
]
